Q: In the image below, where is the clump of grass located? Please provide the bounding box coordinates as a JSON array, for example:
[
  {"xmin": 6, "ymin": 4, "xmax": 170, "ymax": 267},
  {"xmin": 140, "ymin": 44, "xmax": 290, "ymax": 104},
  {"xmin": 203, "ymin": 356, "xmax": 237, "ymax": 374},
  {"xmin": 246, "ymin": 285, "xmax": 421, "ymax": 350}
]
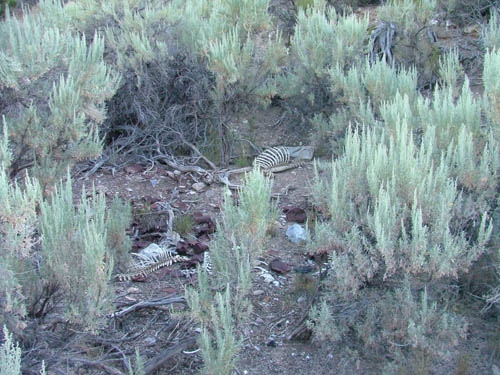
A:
[
  {"xmin": 173, "ymin": 214, "xmax": 194, "ymax": 236},
  {"xmin": 294, "ymin": 273, "xmax": 319, "ymax": 299}
]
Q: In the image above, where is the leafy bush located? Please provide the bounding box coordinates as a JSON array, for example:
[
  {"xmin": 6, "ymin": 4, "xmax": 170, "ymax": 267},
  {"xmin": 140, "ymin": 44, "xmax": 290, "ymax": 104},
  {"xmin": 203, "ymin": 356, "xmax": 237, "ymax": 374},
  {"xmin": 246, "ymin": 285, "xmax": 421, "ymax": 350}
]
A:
[
  {"xmin": 0, "ymin": 0, "xmax": 120, "ymax": 190},
  {"xmin": 0, "ymin": 0, "xmax": 16, "ymax": 17},
  {"xmin": 105, "ymin": 195, "xmax": 133, "ymax": 271},
  {"xmin": 277, "ymin": 0, "xmax": 449, "ymax": 153},
  {"xmin": 483, "ymin": 7, "xmax": 500, "ymax": 50},
  {"xmin": 278, "ymin": 0, "xmax": 369, "ymax": 122}
]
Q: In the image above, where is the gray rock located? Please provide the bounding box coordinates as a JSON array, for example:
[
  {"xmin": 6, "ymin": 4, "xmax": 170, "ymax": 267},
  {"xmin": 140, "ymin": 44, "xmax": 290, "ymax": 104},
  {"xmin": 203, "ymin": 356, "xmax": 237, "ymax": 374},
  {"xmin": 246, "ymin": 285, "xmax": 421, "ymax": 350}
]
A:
[{"xmin": 286, "ymin": 223, "xmax": 307, "ymax": 243}]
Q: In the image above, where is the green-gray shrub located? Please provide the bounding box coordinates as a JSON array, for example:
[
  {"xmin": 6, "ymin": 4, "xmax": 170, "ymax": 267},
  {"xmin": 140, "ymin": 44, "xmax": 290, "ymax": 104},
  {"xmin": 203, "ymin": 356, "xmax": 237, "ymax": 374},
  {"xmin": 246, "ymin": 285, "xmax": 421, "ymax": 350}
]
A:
[
  {"xmin": 194, "ymin": 287, "xmax": 240, "ymax": 375},
  {"xmin": 0, "ymin": 120, "xmax": 41, "ymax": 336},
  {"xmin": 0, "ymin": 326, "xmax": 21, "ymax": 375},
  {"xmin": 309, "ymin": 121, "xmax": 493, "ymax": 363},
  {"xmin": 64, "ymin": 0, "xmax": 285, "ymax": 165},
  {"xmin": 105, "ymin": 196, "xmax": 132, "ymax": 271},
  {"xmin": 0, "ymin": 0, "xmax": 120, "ymax": 189},
  {"xmin": 187, "ymin": 168, "xmax": 276, "ymax": 373},
  {"xmin": 438, "ymin": 48, "xmax": 464, "ymax": 94},
  {"xmin": 377, "ymin": 0, "xmax": 437, "ymax": 29},
  {"xmin": 483, "ymin": 48, "xmax": 500, "ymax": 132},
  {"xmin": 483, "ymin": 8, "xmax": 500, "ymax": 50},
  {"xmin": 221, "ymin": 167, "xmax": 277, "ymax": 257},
  {"xmin": 278, "ymin": 0, "xmax": 369, "ymax": 118},
  {"xmin": 39, "ymin": 177, "xmax": 115, "ymax": 331}
]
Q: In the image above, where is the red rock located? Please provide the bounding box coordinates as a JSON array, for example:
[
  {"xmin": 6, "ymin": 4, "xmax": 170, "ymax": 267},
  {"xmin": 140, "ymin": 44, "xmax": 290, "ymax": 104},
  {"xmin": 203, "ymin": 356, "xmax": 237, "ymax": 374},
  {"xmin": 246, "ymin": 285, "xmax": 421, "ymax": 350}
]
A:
[
  {"xmin": 176, "ymin": 240, "xmax": 190, "ymax": 255},
  {"xmin": 269, "ymin": 258, "xmax": 291, "ymax": 274},
  {"xmin": 284, "ymin": 207, "xmax": 307, "ymax": 223},
  {"xmin": 192, "ymin": 241, "xmax": 209, "ymax": 254}
]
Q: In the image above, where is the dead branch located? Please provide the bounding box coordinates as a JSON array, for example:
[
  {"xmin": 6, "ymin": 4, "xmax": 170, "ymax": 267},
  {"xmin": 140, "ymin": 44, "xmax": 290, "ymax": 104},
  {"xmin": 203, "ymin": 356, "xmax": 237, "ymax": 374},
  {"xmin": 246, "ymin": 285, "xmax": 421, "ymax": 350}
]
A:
[
  {"xmin": 156, "ymin": 151, "xmax": 210, "ymax": 175},
  {"xmin": 110, "ymin": 295, "xmax": 187, "ymax": 318},
  {"xmin": 144, "ymin": 337, "xmax": 198, "ymax": 375},
  {"xmin": 167, "ymin": 127, "xmax": 218, "ymax": 170}
]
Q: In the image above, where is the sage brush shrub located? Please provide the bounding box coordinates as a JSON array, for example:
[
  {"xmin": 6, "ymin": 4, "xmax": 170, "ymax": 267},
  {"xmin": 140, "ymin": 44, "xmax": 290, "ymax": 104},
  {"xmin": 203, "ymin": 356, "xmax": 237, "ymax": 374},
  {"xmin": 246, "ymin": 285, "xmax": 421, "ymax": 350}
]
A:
[
  {"xmin": 105, "ymin": 196, "xmax": 132, "ymax": 272},
  {"xmin": 187, "ymin": 168, "xmax": 276, "ymax": 373},
  {"xmin": 0, "ymin": 326, "xmax": 21, "ymax": 375},
  {"xmin": 309, "ymin": 123, "xmax": 492, "ymax": 360},
  {"xmin": 0, "ymin": 121, "xmax": 41, "ymax": 336},
  {"xmin": 483, "ymin": 48, "xmax": 500, "ymax": 133},
  {"xmin": 39, "ymin": 178, "xmax": 115, "ymax": 331},
  {"xmin": 483, "ymin": 7, "xmax": 500, "ymax": 50},
  {"xmin": 278, "ymin": 1, "xmax": 369, "ymax": 119},
  {"xmin": 65, "ymin": 0, "xmax": 286, "ymax": 165},
  {"xmin": 200, "ymin": 288, "xmax": 240, "ymax": 375},
  {"xmin": 278, "ymin": 1, "xmax": 424, "ymax": 154},
  {"xmin": 0, "ymin": 0, "xmax": 120, "ymax": 189},
  {"xmin": 221, "ymin": 167, "xmax": 278, "ymax": 257}
]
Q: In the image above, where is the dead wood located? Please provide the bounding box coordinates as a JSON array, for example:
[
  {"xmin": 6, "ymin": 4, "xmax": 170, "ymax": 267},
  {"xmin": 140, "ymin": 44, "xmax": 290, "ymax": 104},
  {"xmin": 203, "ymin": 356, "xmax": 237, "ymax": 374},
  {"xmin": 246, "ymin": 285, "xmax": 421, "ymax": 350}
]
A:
[
  {"xmin": 111, "ymin": 295, "xmax": 186, "ymax": 318},
  {"xmin": 144, "ymin": 336, "xmax": 198, "ymax": 374}
]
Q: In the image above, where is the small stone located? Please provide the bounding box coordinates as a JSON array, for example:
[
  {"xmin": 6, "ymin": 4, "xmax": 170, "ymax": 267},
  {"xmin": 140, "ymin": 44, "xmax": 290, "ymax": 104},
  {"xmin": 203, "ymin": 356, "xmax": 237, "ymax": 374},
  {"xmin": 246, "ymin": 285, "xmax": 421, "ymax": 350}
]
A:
[
  {"xmin": 286, "ymin": 223, "xmax": 307, "ymax": 243},
  {"xmin": 297, "ymin": 296, "xmax": 306, "ymax": 304},
  {"xmin": 253, "ymin": 289, "xmax": 265, "ymax": 296},
  {"xmin": 267, "ymin": 249, "xmax": 280, "ymax": 256},
  {"xmin": 144, "ymin": 337, "xmax": 156, "ymax": 346},
  {"xmin": 269, "ymin": 258, "xmax": 291, "ymax": 274},
  {"xmin": 176, "ymin": 240, "xmax": 189, "ymax": 255},
  {"xmin": 192, "ymin": 182, "xmax": 207, "ymax": 192}
]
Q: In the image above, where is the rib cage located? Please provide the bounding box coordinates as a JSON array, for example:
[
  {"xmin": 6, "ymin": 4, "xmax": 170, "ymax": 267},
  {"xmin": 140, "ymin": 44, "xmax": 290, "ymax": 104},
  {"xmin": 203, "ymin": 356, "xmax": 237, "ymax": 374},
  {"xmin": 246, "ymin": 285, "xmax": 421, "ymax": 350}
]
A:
[
  {"xmin": 253, "ymin": 146, "xmax": 291, "ymax": 171},
  {"xmin": 115, "ymin": 246, "xmax": 188, "ymax": 281}
]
